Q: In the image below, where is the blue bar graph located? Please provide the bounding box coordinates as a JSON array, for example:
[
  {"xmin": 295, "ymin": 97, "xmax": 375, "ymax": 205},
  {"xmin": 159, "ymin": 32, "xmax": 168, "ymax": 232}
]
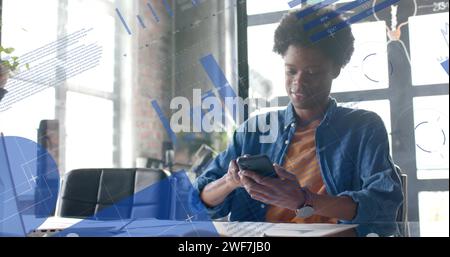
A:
[
  {"xmin": 200, "ymin": 54, "xmax": 237, "ymax": 99},
  {"xmin": 288, "ymin": 0, "xmax": 308, "ymax": 8},
  {"xmin": 441, "ymin": 59, "xmax": 449, "ymax": 75},
  {"xmin": 147, "ymin": 2, "xmax": 160, "ymax": 23},
  {"xmin": 310, "ymin": 0, "xmax": 400, "ymax": 42},
  {"xmin": 115, "ymin": 8, "xmax": 132, "ymax": 35},
  {"xmin": 200, "ymin": 54, "xmax": 238, "ymax": 124},
  {"xmin": 303, "ymin": 0, "xmax": 371, "ymax": 31},
  {"xmin": 137, "ymin": 15, "xmax": 146, "ymax": 29},
  {"xmin": 162, "ymin": 0, "xmax": 174, "ymax": 17},
  {"xmin": 151, "ymin": 56, "xmax": 236, "ymax": 137},
  {"xmin": 151, "ymin": 100, "xmax": 177, "ymax": 145},
  {"xmin": 296, "ymin": 0, "xmax": 340, "ymax": 19}
]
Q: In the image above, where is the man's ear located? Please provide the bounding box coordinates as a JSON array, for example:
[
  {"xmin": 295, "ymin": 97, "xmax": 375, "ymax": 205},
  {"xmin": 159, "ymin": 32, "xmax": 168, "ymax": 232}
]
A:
[{"xmin": 332, "ymin": 65, "xmax": 341, "ymax": 79}]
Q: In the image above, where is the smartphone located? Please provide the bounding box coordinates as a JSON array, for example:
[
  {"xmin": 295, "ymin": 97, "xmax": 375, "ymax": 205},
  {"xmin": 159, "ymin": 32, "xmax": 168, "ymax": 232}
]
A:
[{"xmin": 236, "ymin": 154, "xmax": 276, "ymax": 177}]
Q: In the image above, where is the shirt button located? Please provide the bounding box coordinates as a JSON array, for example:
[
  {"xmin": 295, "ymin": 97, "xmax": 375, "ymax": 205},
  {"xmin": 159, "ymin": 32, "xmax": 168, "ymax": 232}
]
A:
[
  {"xmin": 285, "ymin": 140, "xmax": 289, "ymax": 145},
  {"xmin": 291, "ymin": 123, "xmax": 296, "ymax": 128},
  {"xmin": 261, "ymin": 204, "xmax": 265, "ymax": 209}
]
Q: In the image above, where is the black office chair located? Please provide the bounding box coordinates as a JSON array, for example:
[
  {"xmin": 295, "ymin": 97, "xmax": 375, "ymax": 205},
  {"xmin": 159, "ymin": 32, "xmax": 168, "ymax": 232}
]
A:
[
  {"xmin": 394, "ymin": 165, "xmax": 408, "ymax": 222},
  {"xmin": 57, "ymin": 168, "xmax": 176, "ymax": 220},
  {"xmin": 394, "ymin": 165, "xmax": 409, "ymax": 236}
]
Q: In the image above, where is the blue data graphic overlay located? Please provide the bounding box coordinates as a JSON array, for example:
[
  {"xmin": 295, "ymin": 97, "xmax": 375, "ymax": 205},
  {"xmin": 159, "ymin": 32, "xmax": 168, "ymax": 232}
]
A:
[
  {"xmin": 151, "ymin": 100, "xmax": 178, "ymax": 145},
  {"xmin": 200, "ymin": 54, "xmax": 237, "ymax": 100},
  {"xmin": 0, "ymin": 136, "xmax": 59, "ymax": 236},
  {"xmin": 292, "ymin": 0, "xmax": 400, "ymax": 43},
  {"xmin": 303, "ymin": 0, "xmax": 372, "ymax": 31},
  {"xmin": 137, "ymin": 15, "xmax": 147, "ymax": 29},
  {"xmin": 288, "ymin": 0, "xmax": 307, "ymax": 8},
  {"xmin": 147, "ymin": 2, "xmax": 161, "ymax": 23},
  {"xmin": 116, "ymin": 0, "xmax": 202, "ymax": 35},
  {"xmin": 115, "ymin": 8, "xmax": 132, "ymax": 35},
  {"xmin": 55, "ymin": 171, "xmax": 219, "ymax": 237},
  {"xmin": 200, "ymin": 54, "xmax": 238, "ymax": 124},
  {"xmin": 441, "ymin": 58, "xmax": 449, "ymax": 75},
  {"xmin": 296, "ymin": 0, "xmax": 340, "ymax": 19},
  {"xmin": 152, "ymin": 54, "xmax": 237, "ymax": 137},
  {"xmin": 162, "ymin": 0, "xmax": 174, "ymax": 17}
]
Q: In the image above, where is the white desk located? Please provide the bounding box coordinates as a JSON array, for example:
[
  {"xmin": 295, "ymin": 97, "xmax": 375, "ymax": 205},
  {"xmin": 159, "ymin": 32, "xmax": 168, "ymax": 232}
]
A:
[{"xmin": 36, "ymin": 217, "xmax": 357, "ymax": 237}]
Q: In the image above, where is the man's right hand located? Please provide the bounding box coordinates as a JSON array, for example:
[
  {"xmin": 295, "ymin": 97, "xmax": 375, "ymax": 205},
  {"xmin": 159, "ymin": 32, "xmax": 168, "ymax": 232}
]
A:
[{"xmin": 224, "ymin": 159, "xmax": 242, "ymax": 189}]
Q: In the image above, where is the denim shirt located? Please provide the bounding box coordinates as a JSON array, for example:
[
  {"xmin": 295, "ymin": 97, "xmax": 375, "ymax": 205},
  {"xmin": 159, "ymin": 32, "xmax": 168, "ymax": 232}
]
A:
[{"xmin": 193, "ymin": 98, "xmax": 403, "ymax": 224}]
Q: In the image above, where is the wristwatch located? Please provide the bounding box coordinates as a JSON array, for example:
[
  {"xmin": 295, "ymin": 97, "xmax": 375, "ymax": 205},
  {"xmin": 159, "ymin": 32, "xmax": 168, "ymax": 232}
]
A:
[{"xmin": 295, "ymin": 187, "xmax": 315, "ymax": 218}]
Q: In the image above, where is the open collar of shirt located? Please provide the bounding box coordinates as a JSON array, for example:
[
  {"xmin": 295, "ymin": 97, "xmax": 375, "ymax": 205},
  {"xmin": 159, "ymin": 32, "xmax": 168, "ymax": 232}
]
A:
[{"xmin": 282, "ymin": 97, "xmax": 338, "ymax": 130}]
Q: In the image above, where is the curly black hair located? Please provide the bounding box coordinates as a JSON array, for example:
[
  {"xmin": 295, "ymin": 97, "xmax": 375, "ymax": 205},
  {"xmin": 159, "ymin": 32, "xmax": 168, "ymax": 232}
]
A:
[{"xmin": 273, "ymin": 5, "xmax": 355, "ymax": 68}]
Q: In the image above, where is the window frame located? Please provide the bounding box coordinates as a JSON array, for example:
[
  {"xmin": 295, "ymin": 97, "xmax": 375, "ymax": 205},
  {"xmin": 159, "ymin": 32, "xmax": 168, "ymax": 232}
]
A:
[{"xmin": 55, "ymin": 0, "xmax": 121, "ymax": 173}]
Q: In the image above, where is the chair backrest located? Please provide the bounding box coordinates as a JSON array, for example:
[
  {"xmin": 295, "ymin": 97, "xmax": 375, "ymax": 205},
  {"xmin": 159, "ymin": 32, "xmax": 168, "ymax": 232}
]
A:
[
  {"xmin": 394, "ymin": 165, "xmax": 408, "ymax": 223},
  {"xmin": 57, "ymin": 168, "xmax": 175, "ymax": 220}
]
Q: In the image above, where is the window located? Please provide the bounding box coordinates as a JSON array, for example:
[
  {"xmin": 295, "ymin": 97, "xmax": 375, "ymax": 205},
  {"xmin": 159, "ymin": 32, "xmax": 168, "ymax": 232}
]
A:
[
  {"xmin": 62, "ymin": 0, "xmax": 117, "ymax": 172},
  {"xmin": 0, "ymin": 0, "xmax": 58, "ymax": 140},
  {"xmin": 0, "ymin": 89, "xmax": 55, "ymax": 140},
  {"xmin": 66, "ymin": 0, "xmax": 116, "ymax": 93},
  {"xmin": 246, "ymin": 0, "xmax": 289, "ymax": 16},
  {"xmin": 65, "ymin": 92, "xmax": 114, "ymax": 172},
  {"xmin": 247, "ymin": 23, "xmax": 284, "ymax": 99},
  {"xmin": 414, "ymin": 95, "xmax": 449, "ymax": 180},
  {"xmin": 409, "ymin": 12, "xmax": 449, "ymax": 86},
  {"xmin": 0, "ymin": 0, "xmax": 119, "ymax": 174},
  {"xmin": 332, "ymin": 21, "xmax": 389, "ymax": 93},
  {"xmin": 419, "ymin": 191, "xmax": 449, "ymax": 237}
]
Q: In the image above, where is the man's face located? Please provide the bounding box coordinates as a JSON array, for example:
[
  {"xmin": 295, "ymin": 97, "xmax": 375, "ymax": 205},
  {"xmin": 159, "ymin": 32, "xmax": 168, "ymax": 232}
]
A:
[{"xmin": 283, "ymin": 45, "xmax": 339, "ymax": 110}]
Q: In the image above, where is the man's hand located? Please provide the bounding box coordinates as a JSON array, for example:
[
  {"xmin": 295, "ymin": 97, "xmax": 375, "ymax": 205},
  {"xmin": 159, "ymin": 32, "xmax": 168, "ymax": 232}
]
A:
[
  {"xmin": 239, "ymin": 164, "xmax": 305, "ymax": 210},
  {"xmin": 224, "ymin": 159, "xmax": 242, "ymax": 189},
  {"xmin": 200, "ymin": 159, "xmax": 242, "ymax": 208}
]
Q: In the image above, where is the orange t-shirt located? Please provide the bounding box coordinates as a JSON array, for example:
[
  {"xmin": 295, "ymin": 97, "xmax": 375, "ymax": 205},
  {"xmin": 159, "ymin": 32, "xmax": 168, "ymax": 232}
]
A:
[{"xmin": 265, "ymin": 119, "xmax": 337, "ymax": 224}]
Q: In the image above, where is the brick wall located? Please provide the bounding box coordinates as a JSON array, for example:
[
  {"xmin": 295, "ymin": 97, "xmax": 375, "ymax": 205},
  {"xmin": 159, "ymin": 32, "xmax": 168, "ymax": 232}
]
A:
[
  {"xmin": 128, "ymin": 0, "xmax": 237, "ymax": 165},
  {"xmin": 133, "ymin": 0, "xmax": 174, "ymax": 160}
]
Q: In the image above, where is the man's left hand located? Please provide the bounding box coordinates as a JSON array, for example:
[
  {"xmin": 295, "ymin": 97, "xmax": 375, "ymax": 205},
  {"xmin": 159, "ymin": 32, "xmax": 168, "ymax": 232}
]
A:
[{"xmin": 239, "ymin": 164, "xmax": 305, "ymax": 210}]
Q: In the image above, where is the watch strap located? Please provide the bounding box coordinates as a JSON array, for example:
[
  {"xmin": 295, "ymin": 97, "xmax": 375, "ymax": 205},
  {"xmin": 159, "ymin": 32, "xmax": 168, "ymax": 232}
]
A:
[{"xmin": 301, "ymin": 187, "xmax": 313, "ymax": 207}]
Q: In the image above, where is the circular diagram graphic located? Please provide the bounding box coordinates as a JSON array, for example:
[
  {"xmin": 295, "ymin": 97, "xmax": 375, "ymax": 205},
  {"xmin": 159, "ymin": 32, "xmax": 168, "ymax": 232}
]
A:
[
  {"xmin": 345, "ymin": 41, "xmax": 392, "ymax": 90},
  {"xmin": 362, "ymin": 52, "xmax": 394, "ymax": 83},
  {"xmin": 414, "ymin": 109, "xmax": 448, "ymax": 159},
  {"xmin": 1, "ymin": 136, "xmax": 59, "ymax": 236}
]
